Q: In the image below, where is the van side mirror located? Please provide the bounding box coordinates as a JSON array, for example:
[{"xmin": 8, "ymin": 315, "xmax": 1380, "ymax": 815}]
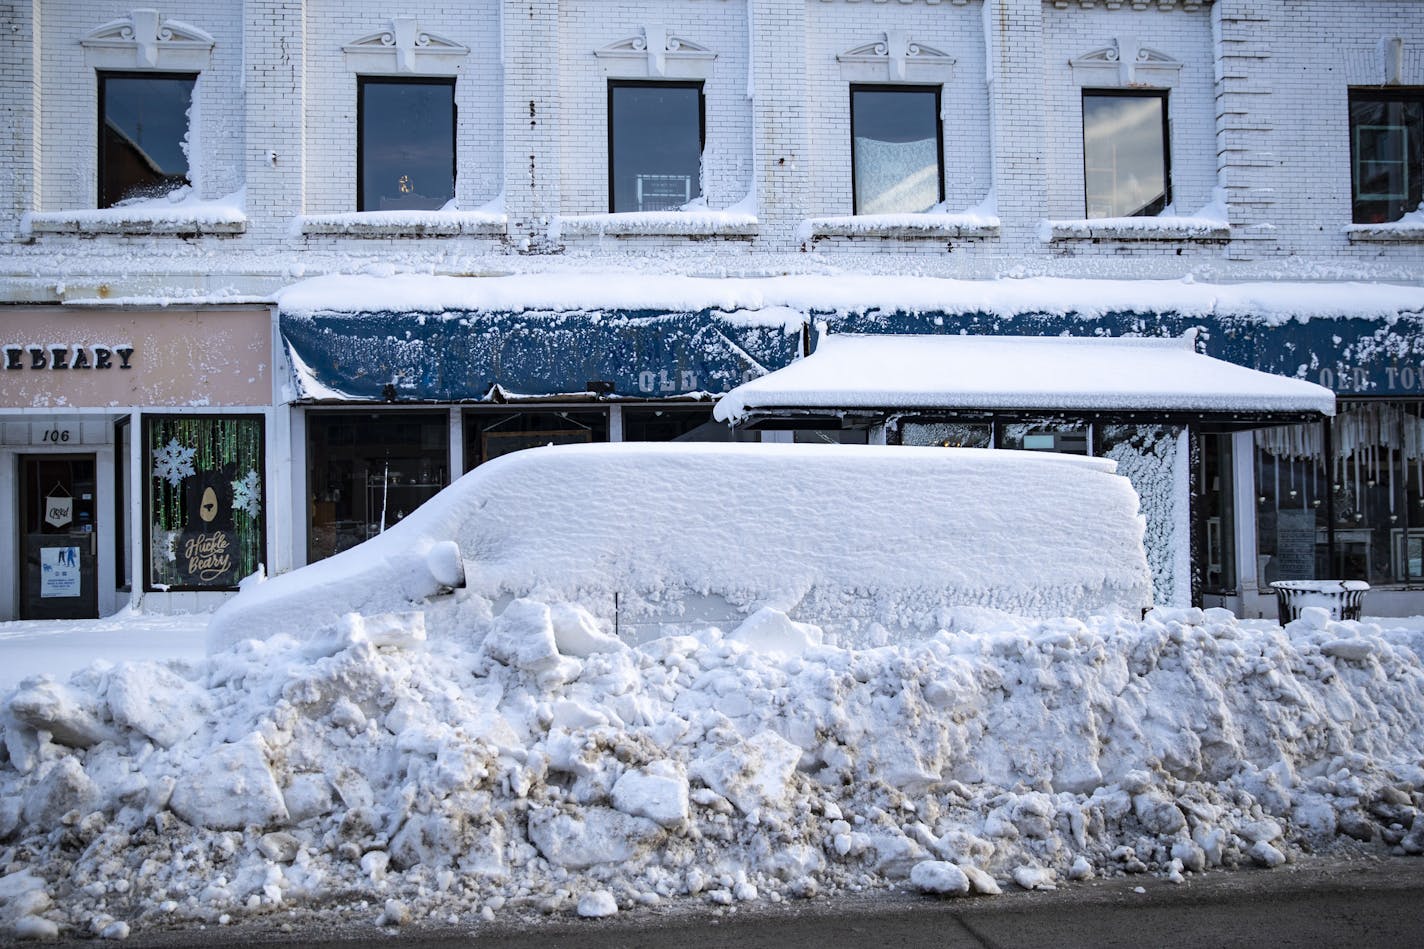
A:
[{"xmin": 426, "ymin": 540, "xmax": 465, "ymax": 590}]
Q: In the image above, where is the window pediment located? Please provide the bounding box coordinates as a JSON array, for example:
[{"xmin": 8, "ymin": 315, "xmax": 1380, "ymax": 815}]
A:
[
  {"xmin": 343, "ymin": 18, "xmax": 469, "ymax": 75},
  {"xmin": 1050, "ymin": 1, "xmax": 1206, "ymax": 11},
  {"xmin": 1071, "ymin": 38, "xmax": 1182, "ymax": 87},
  {"xmin": 81, "ymin": 9, "xmax": 214, "ymax": 70},
  {"xmin": 837, "ymin": 32, "xmax": 955, "ymax": 83},
  {"xmin": 595, "ymin": 27, "xmax": 717, "ymax": 79}
]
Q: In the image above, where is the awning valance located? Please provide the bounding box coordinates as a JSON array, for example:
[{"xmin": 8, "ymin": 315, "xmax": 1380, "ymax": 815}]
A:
[
  {"xmin": 714, "ymin": 334, "xmax": 1336, "ymax": 428},
  {"xmin": 279, "ymin": 308, "xmax": 800, "ymax": 402}
]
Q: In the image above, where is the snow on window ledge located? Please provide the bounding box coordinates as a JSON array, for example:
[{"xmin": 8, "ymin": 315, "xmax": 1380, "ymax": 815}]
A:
[
  {"xmin": 1043, "ymin": 217, "xmax": 1230, "ymax": 243},
  {"xmin": 1344, "ymin": 222, "xmax": 1424, "ymax": 243},
  {"xmin": 24, "ymin": 189, "xmax": 247, "ymax": 237},
  {"xmin": 299, "ymin": 210, "xmax": 506, "ymax": 238},
  {"xmin": 556, "ymin": 210, "xmax": 758, "ymax": 239},
  {"xmin": 800, "ymin": 213, "xmax": 1000, "ymax": 242}
]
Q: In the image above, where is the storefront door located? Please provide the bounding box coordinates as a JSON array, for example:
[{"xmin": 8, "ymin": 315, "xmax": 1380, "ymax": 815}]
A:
[{"xmin": 19, "ymin": 455, "xmax": 99, "ymax": 620}]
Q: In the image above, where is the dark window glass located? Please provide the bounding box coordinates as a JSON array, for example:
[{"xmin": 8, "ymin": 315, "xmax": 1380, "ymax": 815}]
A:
[
  {"xmin": 1082, "ymin": 90, "xmax": 1170, "ymax": 218},
  {"xmin": 463, "ymin": 410, "xmax": 609, "ymax": 472},
  {"xmin": 1349, "ymin": 89, "xmax": 1424, "ymax": 224},
  {"xmin": 621, "ymin": 406, "xmax": 756, "ymax": 443},
  {"xmin": 358, "ymin": 78, "xmax": 456, "ymax": 212},
  {"xmin": 308, "ymin": 412, "xmax": 448, "ymax": 562},
  {"xmin": 850, "ymin": 85, "xmax": 943, "ymax": 214},
  {"xmin": 99, "ymin": 73, "xmax": 195, "ymax": 207},
  {"xmin": 609, "ymin": 82, "xmax": 704, "ymax": 212}
]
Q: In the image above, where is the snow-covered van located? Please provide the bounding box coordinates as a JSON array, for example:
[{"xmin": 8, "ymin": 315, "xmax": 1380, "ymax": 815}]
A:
[{"xmin": 207, "ymin": 443, "xmax": 1152, "ymax": 652}]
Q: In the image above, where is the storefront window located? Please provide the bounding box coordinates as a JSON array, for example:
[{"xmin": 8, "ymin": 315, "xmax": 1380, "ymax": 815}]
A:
[
  {"xmin": 463, "ymin": 409, "xmax": 608, "ymax": 472},
  {"xmin": 1197, "ymin": 433, "xmax": 1237, "ymax": 593},
  {"xmin": 308, "ymin": 412, "xmax": 449, "ymax": 562},
  {"xmin": 625, "ymin": 406, "xmax": 728, "ymax": 442},
  {"xmin": 1255, "ymin": 402, "xmax": 1424, "ymax": 586},
  {"xmin": 898, "ymin": 420, "xmax": 992, "ymax": 448},
  {"xmin": 145, "ymin": 415, "xmax": 264, "ymax": 590},
  {"xmin": 1002, "ymin": 421, "xmax": 1089, "ymax": 454}
]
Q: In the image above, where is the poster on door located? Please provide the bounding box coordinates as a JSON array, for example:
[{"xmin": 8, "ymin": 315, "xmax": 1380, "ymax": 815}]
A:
[{"xmin": 40, "ymin": 546, "xmax": 81, "ymax": 598}]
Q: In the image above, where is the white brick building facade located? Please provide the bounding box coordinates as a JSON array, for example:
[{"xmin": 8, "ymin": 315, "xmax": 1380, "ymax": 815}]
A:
[{"xmin": 3, "ymin": 0, "xmax": 1424, "ymax": 622}]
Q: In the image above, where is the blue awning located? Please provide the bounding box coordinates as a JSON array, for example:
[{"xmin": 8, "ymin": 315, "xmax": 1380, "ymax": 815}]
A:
[
  {"xmin": 278, "ymin": 301, "xmax": 1424, "ymax": 403},
  {"xmin": 280, "ymin": 308, "xmax": 802, "ymax": 402}
]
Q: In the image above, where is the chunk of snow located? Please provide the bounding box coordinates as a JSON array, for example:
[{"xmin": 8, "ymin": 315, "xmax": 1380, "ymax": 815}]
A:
[
  {"xmin": 577, "ymin": 890, "xmax": 618, "ymax": 918},
  {"xmin": 910, "ymin": 861, "xmax": 971, "ymax": 895}
]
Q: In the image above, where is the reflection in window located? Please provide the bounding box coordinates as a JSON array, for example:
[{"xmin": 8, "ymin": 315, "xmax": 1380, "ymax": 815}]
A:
[
  {"xmin": 1002, "ymin": 421, "xmax": 1088, "ymax": 454},
  {"xmin": 358, "ymin": 78, "xmax": 456, "ymax": 212},
  {"xmin": 850, "ymin": 85, "xmax": 943, "ymax": 214},
  {"xmin": 1349, "ymin": 89, "xmax": 1424, "ymax": 224},
  {"xmin": 99, "ymin": 73, "xmax": 196, "ymax": 207},
  {"xmin": 899, "ymin": 421, "xmax": 991, "ymax": 448},
  {"xmin": 609, "ymin": 82, "xmax": 704, "ymax": 212},
  {"xmin": 464, "ymin": 410, "xmax": 609, "ymax": 472},
  {"xmin": 1197, "ymin": 433, "xmax": 1237, "ymax": 593},
  {"xmin": 308, "ymin": 412, "xmax": 449, "ymax": 562},
  {"xmin": 1082, "ymin": 90, "xmax": 1170, "ymax": 219},
  {"xmin": 622, "ymin": 406, "xmax": 754, "ymax": 443},
  {"xmin": 1255, "ymin": 402, "xmax": 1424, "ymax": 586}
]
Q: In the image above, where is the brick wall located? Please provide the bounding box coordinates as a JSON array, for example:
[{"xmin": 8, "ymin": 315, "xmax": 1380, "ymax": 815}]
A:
[{"xmin": 3, "ymin": 0, "xmax": 1423, "ymax": 288}]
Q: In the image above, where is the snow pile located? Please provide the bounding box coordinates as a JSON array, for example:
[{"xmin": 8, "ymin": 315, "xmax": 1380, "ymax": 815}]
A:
[
  {"xmin": 711, "ymin": 334, "xmax": 1336, "ymax": 420},
  {"xmin": 272, "ymin": 273, "xmax": 1424, "ymax": 325},
  {"xmin": 3, "ymin": 605, "xmax": 1424, "ymax": 938},
  {"xmin": 206, "ymin": 443, "xmax": 1153, "ymax": 652}
]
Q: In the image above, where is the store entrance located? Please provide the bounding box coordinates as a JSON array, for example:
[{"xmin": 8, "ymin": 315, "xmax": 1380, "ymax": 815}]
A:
[{"xmin": 19, "ymin": 454, "xmax": 99, "ymax": 620}]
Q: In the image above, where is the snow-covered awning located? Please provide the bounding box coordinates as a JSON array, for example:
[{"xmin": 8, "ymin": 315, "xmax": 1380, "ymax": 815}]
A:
[{"xmin": 714, "ymin": 334, "xmax": 1336, "ymax": 429}]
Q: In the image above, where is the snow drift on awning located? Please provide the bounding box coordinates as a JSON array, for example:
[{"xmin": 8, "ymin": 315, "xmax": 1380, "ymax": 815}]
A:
[{"xmin": 714, "ymin": 334, "xmax": 1337, "ymax": 423}]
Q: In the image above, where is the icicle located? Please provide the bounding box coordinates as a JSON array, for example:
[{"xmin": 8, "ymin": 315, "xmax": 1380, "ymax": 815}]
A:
[{"xmin": 1390, "ymin": 444, "xmax": 1396, "ymax": 513}]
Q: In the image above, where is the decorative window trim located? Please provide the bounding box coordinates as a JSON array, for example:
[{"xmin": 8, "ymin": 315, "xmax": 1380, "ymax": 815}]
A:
[
  {"xmin": 595, "ymin": 27, "xmax": 717, "ymax": 80},
  {"xmin": 1343, "ymin": 37, "xmax": 1422, "ymax": 86},
  {"xmin": 1043, "ymin": 218, "xmax": 1229, "ymax": 243},
  {"xmin": 1070, "ymin": 37, "xmax": 1182, "ymax": 88},
  {"xmin": 837, "ymin": 32, "xmax": 955, "ymax": 83},
  {"xmin": 801, "ymin": 215, "xmax": 998, "ymax": 241},
  {"xmin": 1050, "ymin": 1, "xmax": 1205, "ymax": 11},
  {"xmin": 343, "ymin": 17, "xmax": 469, "ymax": 76},
  {"xmin": 556, "ymin": 212, "xmax": 757, "ymax": 239},
  {"xmin": 24, "ymin": 210, "xmax": 245, "ymax": 238},
  {"xmin": 299, "ymin": 211, "xmax": 505, "ymax": 238},
  {"xmin": 82, "ymin": 9, "xmax": 214, "ymax": 71},
  {"xmin": 817, "ymin": 1, "xmax": 972, "ymax": 5},
  {"xmin": 1344, "ymin": 223, "xmax": 1424, "ymax": 244}
]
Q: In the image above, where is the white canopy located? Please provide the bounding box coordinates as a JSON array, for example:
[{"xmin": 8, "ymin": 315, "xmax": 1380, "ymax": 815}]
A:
[{"xmin": 714, "ymin": 333, "xmax": 1337, "ymax": 423}]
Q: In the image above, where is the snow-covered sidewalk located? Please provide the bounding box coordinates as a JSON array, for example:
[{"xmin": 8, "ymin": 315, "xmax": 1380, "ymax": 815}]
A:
[
  {"xmin": 2, "ymin": 604, "xmax": 1424, "ymax": 940},
  {"xmin": 0, "ymin": 612, "xmax": 207, "ymax": 694}
]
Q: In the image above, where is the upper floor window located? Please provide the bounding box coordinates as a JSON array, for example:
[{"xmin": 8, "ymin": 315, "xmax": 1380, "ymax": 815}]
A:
[
  {"xmin": 357, "ymin": 77, "xmax": 456, "ymax": 212},
  {"xmin": 98, "ymin": 72, "xmax": 195, "ymax": 207},
  {"xmin": 850, "ymin": 85, "xmax": 943, "ymax": 215},
  {"xmin": 1082, "ymin": 90, "xmax": 1171, "ymax": 219},
  {"xmin": 1350, "ymin": 89, "xmax": 1424, "ymax": 224},
  {"xmin": 608, "ymin": 81, "xmax": 704, "ymax": 213}
]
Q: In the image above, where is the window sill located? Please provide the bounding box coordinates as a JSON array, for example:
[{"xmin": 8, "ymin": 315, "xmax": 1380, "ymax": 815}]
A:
[
  {"xmin": 1044, "ymin": 218, "xmax": 1230, "ymax": 243},
  {"xmin": 556, "ymin": 212, "xmax": 758, "ymax": 238},
  {"xmin": 800, "ymin": 214, "xmax": 1000, "ymax": 241},
  {"xmin": 25, "ymin": 210, "xmax": 246, "ymax": 237},
  {"xmin": 299, "ymin": 211, "xmax": 506, "ymax": 238},
  {"xmin": 1344, "ymin": 224, "xmax": 1424, "ymax": 243}
]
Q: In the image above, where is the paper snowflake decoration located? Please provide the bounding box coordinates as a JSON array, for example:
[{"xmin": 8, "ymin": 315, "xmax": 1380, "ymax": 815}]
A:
[
  {"xmin": 152, "ymin": 438, "xmax": 196, "ymax": 487},
  {"xmin": 232, "ymin": 469, "xmax": 262, "ymax": 519}
]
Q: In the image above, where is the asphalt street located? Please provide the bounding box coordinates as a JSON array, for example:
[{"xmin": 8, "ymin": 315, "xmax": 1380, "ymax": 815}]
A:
[{"xmin": 33, "ymin": 854, "xmax": 1424, "ymax": 949}]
